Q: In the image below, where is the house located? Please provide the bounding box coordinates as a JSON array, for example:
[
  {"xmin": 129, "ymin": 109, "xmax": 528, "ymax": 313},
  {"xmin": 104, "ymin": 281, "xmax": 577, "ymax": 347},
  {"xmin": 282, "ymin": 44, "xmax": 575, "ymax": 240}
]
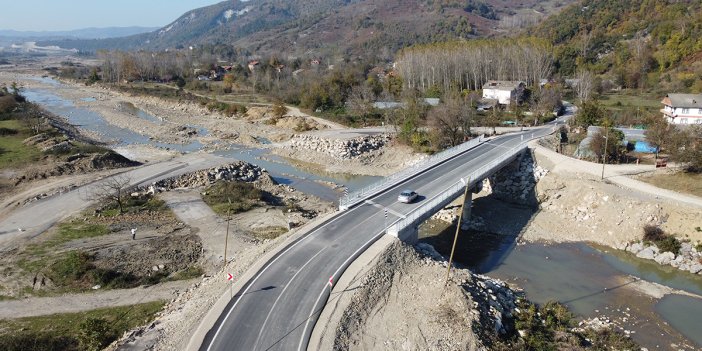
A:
[
  {"xmin": 481, "ymin": 80, "xmax": 525, "ymax": 105},
  {"xmin": 247, "ymin": 60, "xmax": 260, "ymax": 72},
  {"xmin": 661, "ymin": 93, "xmax": 702, "ymax": 125}
]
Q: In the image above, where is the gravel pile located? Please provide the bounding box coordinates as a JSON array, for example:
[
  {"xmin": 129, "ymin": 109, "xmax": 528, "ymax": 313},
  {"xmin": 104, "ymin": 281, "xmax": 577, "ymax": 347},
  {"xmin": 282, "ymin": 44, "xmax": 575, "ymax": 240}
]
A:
[
  {"xmin": 288, "ymin": 134, "xmax": 390, "ymax": 160},
  {"xmin": 150, "ymin": 161, "xmax": 268, "ymax": 191},
  {"xmin": 622, "ymin": 241, "xmax": 702, "ymax": 274}
]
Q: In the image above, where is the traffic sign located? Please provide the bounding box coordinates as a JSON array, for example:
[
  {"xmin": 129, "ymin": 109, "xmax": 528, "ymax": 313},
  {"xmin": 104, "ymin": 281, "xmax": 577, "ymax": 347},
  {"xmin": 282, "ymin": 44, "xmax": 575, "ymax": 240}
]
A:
[
  {"xmin": 328, "ymin": 275, "xmax": 333, "ymax": 288},
  {"xmin": 227, "ymin": 273, "xmax": 233, "ymax": 281}
]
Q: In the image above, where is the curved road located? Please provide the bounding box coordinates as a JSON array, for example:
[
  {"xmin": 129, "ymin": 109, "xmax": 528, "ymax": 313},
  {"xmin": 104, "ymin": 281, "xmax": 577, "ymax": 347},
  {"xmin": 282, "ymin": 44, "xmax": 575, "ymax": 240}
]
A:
[{"xmin": 200, "ymin": 118, "xmax": 565, "ymax": 351}]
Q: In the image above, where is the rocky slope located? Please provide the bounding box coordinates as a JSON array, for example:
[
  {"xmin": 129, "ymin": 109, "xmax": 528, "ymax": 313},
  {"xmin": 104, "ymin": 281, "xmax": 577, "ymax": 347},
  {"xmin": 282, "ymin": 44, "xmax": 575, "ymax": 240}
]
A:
[{"xmin": 334, "ymin": 240, "xmax": 521, "ymax": 350}]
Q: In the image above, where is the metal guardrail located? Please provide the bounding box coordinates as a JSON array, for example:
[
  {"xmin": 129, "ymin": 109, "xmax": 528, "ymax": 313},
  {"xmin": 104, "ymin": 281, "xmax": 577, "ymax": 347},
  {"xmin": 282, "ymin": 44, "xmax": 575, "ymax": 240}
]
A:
[
  {"xmin": 339, "ymin": 135, "xmax": 486, "ymax": 210},
  {"xmin": 387, "ymin": 142, "xmax": 527, "ymax": 236}
]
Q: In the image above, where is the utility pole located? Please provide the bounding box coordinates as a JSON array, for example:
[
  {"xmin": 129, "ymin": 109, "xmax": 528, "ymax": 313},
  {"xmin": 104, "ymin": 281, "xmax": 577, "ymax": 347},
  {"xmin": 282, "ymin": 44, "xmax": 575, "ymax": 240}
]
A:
[
  {"xmin": 600, "ymin": 129, "xmax": 609, "ymax": 180},
  {"xmin": 446, "ymin": 179, "xmax": 470, "ymax": 285},
  {"xmin": 224, "ymin": 198, "xmax": 231, "ymax": 268}
]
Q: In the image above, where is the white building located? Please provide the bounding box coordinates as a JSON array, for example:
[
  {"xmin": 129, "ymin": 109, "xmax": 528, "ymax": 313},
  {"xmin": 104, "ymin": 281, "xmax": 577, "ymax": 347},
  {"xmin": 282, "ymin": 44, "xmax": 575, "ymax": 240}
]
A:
[
  {"xmin": 661, "ymin": 93, "xmax": 702, "ymax": 125},
  {"xmin": 481, "ymin": 80, "xmax": 525, "ymax": 105}
]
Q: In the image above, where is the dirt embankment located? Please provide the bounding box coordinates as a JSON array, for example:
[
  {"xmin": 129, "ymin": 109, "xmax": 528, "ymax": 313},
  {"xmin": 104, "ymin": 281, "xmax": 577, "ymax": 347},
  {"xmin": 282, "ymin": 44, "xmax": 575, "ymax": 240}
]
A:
[
  {"xmin": 334, "ymin": 241, "xmax": 520, "ymax": 351},
  {"xmin": 523, "ymin": 149, "xmax": 702, "ymax": 247}
]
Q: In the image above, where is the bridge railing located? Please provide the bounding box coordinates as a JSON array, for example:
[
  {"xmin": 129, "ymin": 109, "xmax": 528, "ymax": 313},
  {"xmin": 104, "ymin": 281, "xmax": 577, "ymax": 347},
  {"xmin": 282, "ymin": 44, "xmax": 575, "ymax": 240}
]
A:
[
  {"xmin": 339, "ymin": 135, "xmax": 485, "ymax": 210},
  {"xmin": 387, "ymin": 142, "xmax": 527, "ymax": 236}
]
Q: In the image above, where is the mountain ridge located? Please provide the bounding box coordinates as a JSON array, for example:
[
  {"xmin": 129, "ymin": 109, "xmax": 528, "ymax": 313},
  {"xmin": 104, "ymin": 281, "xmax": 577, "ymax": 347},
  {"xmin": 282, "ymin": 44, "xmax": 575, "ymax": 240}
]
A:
[{"xmin": 38, "ymin": 0, "xmax": 572, "ymax": 57}]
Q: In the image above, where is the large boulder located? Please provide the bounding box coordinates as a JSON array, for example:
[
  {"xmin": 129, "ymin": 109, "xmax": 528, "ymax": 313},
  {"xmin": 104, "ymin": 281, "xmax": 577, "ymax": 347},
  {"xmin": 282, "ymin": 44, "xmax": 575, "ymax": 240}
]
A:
[
  {"xmin": 654, "ymin": 252, "xmax": 675, "ymax": 265},
  {"xmin": 626, "ymin": 242, "xmax": 644, "ymax": 254},
  {"xmin": 636, "ymin": 247, "xmax": 656, "ymax": 260},
  {"xmin": 688, "ymin": 264, "xmax": 702, "ymax": 274}
]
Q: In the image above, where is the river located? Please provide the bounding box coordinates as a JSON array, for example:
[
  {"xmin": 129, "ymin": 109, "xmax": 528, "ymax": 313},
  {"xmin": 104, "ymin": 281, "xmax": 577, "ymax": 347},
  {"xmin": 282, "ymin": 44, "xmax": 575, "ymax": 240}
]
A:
[{"xmin": 22, "ymin": 78, "xmax": 380, "ymax": 203}]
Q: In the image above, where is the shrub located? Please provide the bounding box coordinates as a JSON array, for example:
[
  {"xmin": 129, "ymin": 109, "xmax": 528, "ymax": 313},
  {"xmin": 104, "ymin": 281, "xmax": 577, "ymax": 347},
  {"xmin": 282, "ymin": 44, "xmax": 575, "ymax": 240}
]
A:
[
  {"xmin": 202, "ymin": 181, "xmax": 263, "ymax": 215},
  {"xmin": 49, "ymin": 251, "xmax": 94, "ymax": 286},
  {"xmin": 0, "ymin": 127, "xmax": 18, "ymax": 135},
  {"xmin": 78, "ymin": 317, "xmax": 113, "ymax": 351},
  {"xmin": 657, "ymin": 236, "xmax": 682, "ymax": 255},
  {"xmin": 643, "ymin": 225, "xmax": 665, "ymax": 242}
]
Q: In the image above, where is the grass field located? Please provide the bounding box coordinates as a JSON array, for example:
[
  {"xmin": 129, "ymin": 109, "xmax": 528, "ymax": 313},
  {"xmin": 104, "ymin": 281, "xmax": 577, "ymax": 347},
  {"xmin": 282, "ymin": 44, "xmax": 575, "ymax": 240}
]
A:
[
  {"xmin": 0, "ymin": 301, "xmax": 165, "ymax": 351},
  {"xmin": 599, "ymin": 93, "xmax": 661, "ymax": 110},
  {"xmin": 0, "ymin": 119, "xmax": 42, "ymax": 168},
  {"xmin": 639, "ymin": 171, "xmax": 702, "ymax": 198}
]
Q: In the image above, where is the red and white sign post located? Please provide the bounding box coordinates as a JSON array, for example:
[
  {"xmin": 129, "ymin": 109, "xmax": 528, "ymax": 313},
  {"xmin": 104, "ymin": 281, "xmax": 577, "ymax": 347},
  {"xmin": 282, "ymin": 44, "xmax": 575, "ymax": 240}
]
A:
[
  {"xmin": 227, "ymin": 273, "xmax": 234, "ymax": 298},
  {"xmin": 328, "ymin": 275, "xmax": 334, "ymax": 289}
]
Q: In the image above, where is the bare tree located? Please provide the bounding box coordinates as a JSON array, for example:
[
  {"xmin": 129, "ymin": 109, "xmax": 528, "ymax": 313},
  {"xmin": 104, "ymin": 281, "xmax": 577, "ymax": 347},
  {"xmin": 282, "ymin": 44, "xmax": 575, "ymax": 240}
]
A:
[
  {"xmin": 575, "ymin": 69, "xmax": 594, "ymax": 104},
  {"xmin": 428, "ymin": 92, "xmax": 475, "ymax": 147},
  {"xmin": 89, "ymin": 175, "xmax": 132, "ymax": 214},
  {"xmin": 347, "ymin": 84, "xmax": 377, "ymax": 124},
  {"xmin": 644, "ymin": 113, "xmax": 671, "ymax": 159}
]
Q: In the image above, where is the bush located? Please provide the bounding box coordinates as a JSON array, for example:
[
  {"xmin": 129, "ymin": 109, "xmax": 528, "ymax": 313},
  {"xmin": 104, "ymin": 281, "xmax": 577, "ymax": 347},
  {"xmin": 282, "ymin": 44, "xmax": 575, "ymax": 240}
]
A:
[
  {"xmin": 643, "ymin": 225, "xmax": 665, "ymax": 241},
  {"xmin": 78, "ymin": 317, "xmax": 113, "ymax": 351},
  {"xmin": 202, "ymin": 181, "xmax": 263, "ymax": 215},
  {"xmin": 657, "ymin": 236, "xmax": 682, "ymax": 255},
  {"xmin": 0, "ymin": 332, "xmax": 76, "ymax": 351},
  {"xmin": 0, "ymin": 127, "xmax": 18, "ymax": 135},
  {"xmin": 49, "ymin": 251, "xmax": 94, "ymax": 287}
]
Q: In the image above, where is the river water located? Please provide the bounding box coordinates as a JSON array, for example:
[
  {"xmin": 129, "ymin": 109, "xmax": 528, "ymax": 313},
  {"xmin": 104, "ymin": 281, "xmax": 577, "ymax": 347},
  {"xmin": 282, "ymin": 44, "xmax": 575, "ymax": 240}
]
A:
[{"xmin": 24, "ymin": 78, "xmax": 702, "ymax": 349}]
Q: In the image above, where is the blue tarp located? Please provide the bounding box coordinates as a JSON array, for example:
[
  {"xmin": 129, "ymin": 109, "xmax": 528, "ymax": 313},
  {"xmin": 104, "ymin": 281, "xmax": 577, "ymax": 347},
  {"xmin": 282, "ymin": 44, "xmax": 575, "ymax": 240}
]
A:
[{"xmin": 634, "ymin": 141, "xmax": 658, "ymax": 153}]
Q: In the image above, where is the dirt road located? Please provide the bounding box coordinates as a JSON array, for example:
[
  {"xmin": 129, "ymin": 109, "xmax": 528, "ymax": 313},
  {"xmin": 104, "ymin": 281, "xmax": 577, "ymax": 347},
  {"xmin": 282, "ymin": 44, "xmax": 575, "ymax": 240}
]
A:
[{"xmin": 0, "ymin": 280, "xmax": 193, "ymax": 319}]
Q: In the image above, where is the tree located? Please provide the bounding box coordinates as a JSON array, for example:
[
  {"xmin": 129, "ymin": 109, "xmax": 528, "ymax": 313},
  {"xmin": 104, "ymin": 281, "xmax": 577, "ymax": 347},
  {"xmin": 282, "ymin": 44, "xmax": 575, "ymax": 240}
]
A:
[
  {"xmin": 347, "ymin": 84, "xmax": 377, "ymax": 125},
  {"xmin": 590, "ymin": 125, "xmax": 624, "ymax": 163},
  {"xmin": 575, "ymin": 69, "xmax": 594, "ymax": 104},
  {"xmin": 385, "ymin": 94, "xmax": 428, "ymax": 148},
  {"xmin": 175, "ymin": 76, "xmax": 186, "ymax": 90},
  {"xmin": 669, "ymin": 126, "xmax": 702, "ymax": 172},
  {"xmin": 90, "ymin": 175, "xmax": 132, "ymax": 214},
  {"xmin": 644, "ymin": 113, "xmax": 670, "ymax": 159},
  {"xmin": 428, "ymin": 92, "xmax": 475, "ymax": 147},
  {"xmin": 575, "ymin": 100, "xmax": 605, "ymax": 128}
]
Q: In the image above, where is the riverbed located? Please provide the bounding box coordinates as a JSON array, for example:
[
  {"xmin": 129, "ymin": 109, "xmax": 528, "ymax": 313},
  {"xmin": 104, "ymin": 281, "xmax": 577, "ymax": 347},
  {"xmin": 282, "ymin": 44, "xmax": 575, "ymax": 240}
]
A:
[{"xmin": 21, "ymin": 79, "xmax": 380, "ymax": 203}]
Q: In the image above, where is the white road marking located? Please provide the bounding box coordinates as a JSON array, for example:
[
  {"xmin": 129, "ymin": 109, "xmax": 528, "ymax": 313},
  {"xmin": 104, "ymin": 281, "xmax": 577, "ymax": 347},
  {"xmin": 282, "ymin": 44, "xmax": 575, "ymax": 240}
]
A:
[{"xmin": 256, "ymin": 248, "xmax": 326, "ymax": 348}]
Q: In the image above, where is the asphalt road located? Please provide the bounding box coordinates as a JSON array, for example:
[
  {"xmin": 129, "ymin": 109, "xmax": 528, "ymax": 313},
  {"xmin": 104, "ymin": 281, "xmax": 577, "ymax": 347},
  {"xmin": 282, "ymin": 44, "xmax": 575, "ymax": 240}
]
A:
[
  {"xmin": 200, "ymin": 123, "xmax": 560, "ymax": 351},
  {"xmin": 0, "ymin": 153, "xmax": 230, "ymax": 251}
]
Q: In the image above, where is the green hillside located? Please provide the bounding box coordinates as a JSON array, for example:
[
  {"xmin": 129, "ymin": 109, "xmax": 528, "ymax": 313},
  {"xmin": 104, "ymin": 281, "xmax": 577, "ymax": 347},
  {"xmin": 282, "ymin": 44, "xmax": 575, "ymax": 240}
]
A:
[{"xmin": 531, "ymin": 0, "xmax": 702, "ymax": 92}]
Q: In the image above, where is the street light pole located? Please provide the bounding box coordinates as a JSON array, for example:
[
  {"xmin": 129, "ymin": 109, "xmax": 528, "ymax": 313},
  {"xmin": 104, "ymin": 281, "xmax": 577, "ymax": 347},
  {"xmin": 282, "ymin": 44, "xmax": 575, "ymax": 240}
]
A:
[
  {"xmin": 600, "ymin": 130, "xmax": 609, "ymax": 180},
  {"xmin": 224, "ymin": 198, "xmax": 231, "ymax": 268}
]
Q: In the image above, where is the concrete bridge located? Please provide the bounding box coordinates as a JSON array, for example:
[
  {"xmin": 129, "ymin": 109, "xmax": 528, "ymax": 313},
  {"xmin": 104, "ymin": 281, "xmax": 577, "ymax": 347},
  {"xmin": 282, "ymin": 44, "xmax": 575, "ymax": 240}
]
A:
[{"xmin": 197, "ymin": 120, "xmax": 564, "ymax": 351}]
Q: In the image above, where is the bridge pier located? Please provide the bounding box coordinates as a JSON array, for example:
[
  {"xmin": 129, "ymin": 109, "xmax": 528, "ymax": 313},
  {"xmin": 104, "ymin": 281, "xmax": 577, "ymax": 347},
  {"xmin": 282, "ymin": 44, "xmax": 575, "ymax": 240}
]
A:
[{"xmin": 461, "ymin": 190, "xmax": 473, "ymax": 227}]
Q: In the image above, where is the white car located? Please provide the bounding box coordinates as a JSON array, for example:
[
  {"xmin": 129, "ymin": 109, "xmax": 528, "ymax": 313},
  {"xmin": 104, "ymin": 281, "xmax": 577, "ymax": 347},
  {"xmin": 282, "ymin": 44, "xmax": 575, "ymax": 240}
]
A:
[{"xmin": 398, "ymin": 190, "xmax": 418, "ymax": 203}]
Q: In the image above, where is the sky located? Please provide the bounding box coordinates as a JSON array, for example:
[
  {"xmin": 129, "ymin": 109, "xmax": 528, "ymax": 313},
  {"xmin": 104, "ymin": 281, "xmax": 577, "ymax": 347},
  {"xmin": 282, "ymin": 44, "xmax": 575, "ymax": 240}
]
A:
[{"xmin": 0, "ymin": 0, "xmax": 225, "ymax": 31}]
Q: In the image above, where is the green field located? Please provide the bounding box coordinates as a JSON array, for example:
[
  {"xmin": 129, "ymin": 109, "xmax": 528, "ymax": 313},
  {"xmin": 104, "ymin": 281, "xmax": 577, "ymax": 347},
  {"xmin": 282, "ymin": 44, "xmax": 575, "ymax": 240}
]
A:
[
  {"xmin": 0, "ymin": 301, "xmax": 165, "ymax": 351},
  {"xmin": 0, "ymin": 119, "xmax": 42, "ymax": 168},
  {"xmin": 598, "ymin": 92, "xmax": 661, "ymax": 112}
]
